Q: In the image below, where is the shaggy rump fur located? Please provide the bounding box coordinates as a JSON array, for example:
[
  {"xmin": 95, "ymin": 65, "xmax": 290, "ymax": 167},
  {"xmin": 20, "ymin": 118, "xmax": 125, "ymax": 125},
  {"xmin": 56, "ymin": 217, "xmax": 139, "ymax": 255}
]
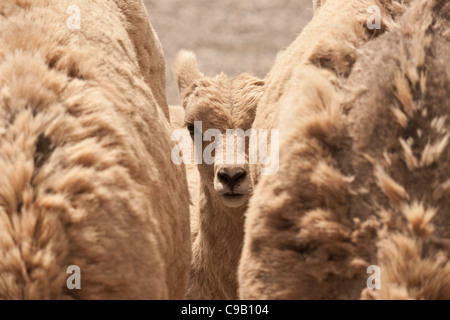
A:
[
  {"xmin": 0, "ymin": 0, "xmax": 190, "ymax": 299},
  {"xmin": 239, "ymin": 0, "xmax": 449, "ymax": 300}
]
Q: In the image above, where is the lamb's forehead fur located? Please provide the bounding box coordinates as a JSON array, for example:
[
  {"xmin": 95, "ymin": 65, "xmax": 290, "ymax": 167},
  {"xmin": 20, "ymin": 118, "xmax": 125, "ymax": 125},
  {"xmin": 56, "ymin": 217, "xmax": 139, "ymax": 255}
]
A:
[
  {"xmin": 186, "ymin": 73, "xmax": 263, "ymax": 129},
  {"xmin": 174, "ymin": 50, "xmax": 264, "ymax": 131}
]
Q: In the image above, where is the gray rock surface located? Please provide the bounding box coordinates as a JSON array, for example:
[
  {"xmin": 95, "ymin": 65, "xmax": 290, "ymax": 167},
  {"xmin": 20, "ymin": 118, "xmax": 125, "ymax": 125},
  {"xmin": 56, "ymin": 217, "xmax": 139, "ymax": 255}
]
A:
[{"xmin": 144, "ymin": 0, "xmax": 313, "ymax": 105}]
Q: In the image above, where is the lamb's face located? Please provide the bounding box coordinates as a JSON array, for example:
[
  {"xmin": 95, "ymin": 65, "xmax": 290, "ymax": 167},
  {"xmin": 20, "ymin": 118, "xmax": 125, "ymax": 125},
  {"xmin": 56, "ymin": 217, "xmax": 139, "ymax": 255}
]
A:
[{"xmin": 174, "ymin": 51, "xmax": 264, "ymax": 208}]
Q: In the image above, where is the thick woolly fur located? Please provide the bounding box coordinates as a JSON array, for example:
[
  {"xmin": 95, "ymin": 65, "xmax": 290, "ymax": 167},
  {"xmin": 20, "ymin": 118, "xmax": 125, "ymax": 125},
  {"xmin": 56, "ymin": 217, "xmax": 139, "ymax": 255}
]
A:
[
  {"xmin": 169, "ymin": 104, "xmax": 200, "ymax": 247},
  {"xmin": 239, "ymin": 0, "xmax": 450, "ymax": 299},
  {"xmin": 173, "ymin": 51, "xmax": 264, "ymax": 299},
  {"xmin": 0, "ymin": 0, "xmax": 190, "ymax": 299}
]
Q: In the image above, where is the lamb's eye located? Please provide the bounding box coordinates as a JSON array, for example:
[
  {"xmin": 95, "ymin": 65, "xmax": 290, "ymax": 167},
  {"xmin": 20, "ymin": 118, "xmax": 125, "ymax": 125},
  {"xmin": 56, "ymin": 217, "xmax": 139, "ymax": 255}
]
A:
[{"xmin": 187, "ymin": 123, "xmax": 195, "ymax": 136}]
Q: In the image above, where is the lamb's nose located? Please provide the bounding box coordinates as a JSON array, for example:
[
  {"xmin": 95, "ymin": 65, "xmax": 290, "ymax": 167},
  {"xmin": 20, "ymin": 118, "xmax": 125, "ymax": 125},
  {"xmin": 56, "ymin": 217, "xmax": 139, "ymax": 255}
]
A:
[{"xmin": 217, "ymin": 168, "xmax": 247, "ymax": 189}]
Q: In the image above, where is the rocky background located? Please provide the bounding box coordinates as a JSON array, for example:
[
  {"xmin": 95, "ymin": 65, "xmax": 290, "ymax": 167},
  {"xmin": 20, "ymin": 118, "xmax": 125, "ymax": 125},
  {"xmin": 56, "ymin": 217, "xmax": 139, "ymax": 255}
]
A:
[{"xmin": 144, "ymin": 0, "xmax": 313, "ymax": 105}]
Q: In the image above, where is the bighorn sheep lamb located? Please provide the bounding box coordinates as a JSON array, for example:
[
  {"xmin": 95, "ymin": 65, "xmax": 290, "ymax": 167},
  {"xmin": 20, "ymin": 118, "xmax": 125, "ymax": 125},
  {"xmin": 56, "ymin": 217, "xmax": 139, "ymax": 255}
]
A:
[
  {"xmin": 239, "ymin": 0, "xmax": 450, "ymax": 300},
  {"xmin": 173, "ymin": 50, "xmax": 264, "ymax": 299},
  {"xmin": 0, "ymin": 0, "xmax": 190, "ymax": 299}
]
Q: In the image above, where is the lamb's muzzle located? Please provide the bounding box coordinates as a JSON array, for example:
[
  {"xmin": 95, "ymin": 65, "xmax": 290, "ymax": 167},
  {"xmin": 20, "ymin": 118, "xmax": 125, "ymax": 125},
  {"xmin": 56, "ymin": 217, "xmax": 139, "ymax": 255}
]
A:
[{"xmin": 215, "ymin": 166, "xmax": 250, "ymax": 208}]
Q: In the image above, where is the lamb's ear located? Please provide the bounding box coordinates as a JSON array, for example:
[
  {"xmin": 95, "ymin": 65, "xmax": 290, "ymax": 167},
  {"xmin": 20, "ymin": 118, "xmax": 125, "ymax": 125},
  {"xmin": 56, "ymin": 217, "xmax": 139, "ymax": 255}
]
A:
[
  {"xmin": 173, "ymin": 50, "xmax": 203, "ymax": 101},
  {"xmin": 251, "ymin": 80, "xmax": 265, "ymax": 87},
  {"xmin": 313, "ymin": 0, "xmax": 325, "ymax": 15}
]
